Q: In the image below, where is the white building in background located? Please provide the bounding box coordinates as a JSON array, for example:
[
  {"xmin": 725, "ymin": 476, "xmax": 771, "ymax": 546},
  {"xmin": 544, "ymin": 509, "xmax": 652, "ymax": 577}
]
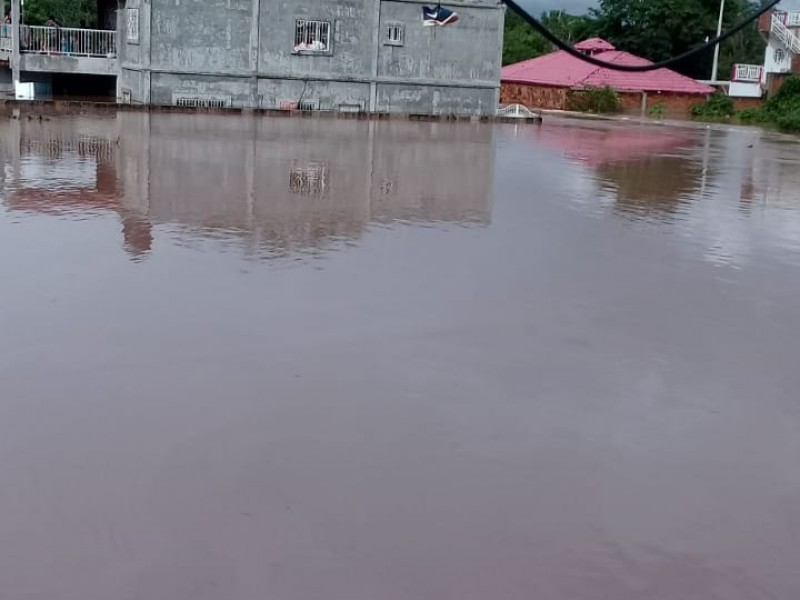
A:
[{"xmin": 728, "ymin": 6, "xmax": 800, "ymax": 99}]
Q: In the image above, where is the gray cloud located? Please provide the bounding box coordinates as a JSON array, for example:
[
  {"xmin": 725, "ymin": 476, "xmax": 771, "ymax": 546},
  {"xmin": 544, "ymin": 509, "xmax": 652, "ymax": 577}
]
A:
[{"xmin": 516, "ymin": 0, "xmax": 598, "ymax": 14}]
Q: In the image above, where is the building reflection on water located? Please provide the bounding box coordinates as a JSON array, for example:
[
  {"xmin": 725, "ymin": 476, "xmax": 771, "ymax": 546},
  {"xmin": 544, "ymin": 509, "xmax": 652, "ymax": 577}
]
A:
[
  {"xmin": 4, "ymin": 114, "xmax": 800, "ymax": 269},
  {"xmin": 0, "ymin": 114, "xmax": 495, "ymax": 260},
  {"xmin": 531, "ymin": 119, "xmax": 800, "ymax": 215}
]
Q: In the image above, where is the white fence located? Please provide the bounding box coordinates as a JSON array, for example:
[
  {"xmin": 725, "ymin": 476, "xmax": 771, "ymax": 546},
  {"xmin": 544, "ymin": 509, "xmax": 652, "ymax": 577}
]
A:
[
  {"xmin": 20, "ymin": 25, "xmax": 116, "ymax": 58},
  {"xmin": 497, "ymin": 104, "xmax": 541, "ymax": 119},
  {"xmin": 733, "ymin": 64, "xmax": 763, "ymax": 83}
]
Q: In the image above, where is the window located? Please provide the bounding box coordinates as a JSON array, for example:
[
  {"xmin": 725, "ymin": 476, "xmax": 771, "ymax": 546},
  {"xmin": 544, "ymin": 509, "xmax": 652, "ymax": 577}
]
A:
[
  {"xmin": 787, "ymin": 11, "xmax": 800, "ymax": 27},
  {"xmin": 774, "ymin": 48, "xmax": 786, "ymax": 64},
  {"xmin": 127, "ymin": 8, "xmax": 139, "ymax": 44},
  {"xmin": 294, "ymin": 20, "xmax": 331, "ymax": 53},
  {"xmin": 385, "ymin": 23, "xmax": 404, "ymax": 46}
]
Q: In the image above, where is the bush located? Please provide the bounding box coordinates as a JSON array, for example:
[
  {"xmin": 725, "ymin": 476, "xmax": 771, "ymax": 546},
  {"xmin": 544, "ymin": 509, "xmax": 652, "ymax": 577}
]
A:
[
  {"xmin": 776, "ymin": 109, "xmax": 800, "ymax": 131},
  {"xmin": 691, "ymin": 93, "xmax": 735, "ymax": 119},
  {"xmin": 649, "ymin": 103, "xmax": 666, "ymax": 119},
  {"xmin": 567, "ymin": 86, "xmax": 621, "ymax": 114},
  {"xmin": 736, "ymin": 75, "xmax": 800, "ymax": 131},
  {"xmin": 737, "ymin": 108, "xmax": 764, "ymax": 122}
]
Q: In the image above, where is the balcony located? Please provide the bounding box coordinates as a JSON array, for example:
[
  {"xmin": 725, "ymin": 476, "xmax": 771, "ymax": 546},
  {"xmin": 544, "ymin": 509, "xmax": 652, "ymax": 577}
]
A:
[
  {"xmin": 732, "ymin": 64, "xmax": 763, "ymax": 83},
  {"xmin": 18, "ymin": 25, "xmax": 117, "ymax": 75},
  {"xmin": 729, "ymin": 64, "xmax": 764, "ymax": 99}
]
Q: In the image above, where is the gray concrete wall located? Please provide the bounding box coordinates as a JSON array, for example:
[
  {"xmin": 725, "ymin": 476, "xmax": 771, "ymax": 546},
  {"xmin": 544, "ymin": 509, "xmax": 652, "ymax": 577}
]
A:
[
  {"xmin": 377, "ymin": 1, "xmax": 502, "ymax": 85},
  {"xmin": 119, "ymin": 0, "xmax": 503, "ymax": 115},
  {"xmin": 259, "ymin": 0, "xmax": 375, "ymax": 79},
  {"xmin": 257, "ymin": 78, "xmax": 371, "ymax": 111},
  {"xmin": 150, "ymin": 72, "xmax": 252, "ymax": 107},
  {"xmin": 375, "ymin": 82, "xmax": 497, "ymax": 115},
  {"xmin": 151, "ymin": 0, "xmax": 252, "ymax": 73},
  {"xmin": 19, "ymin": 55, "xmax": 118, "ymax": 76}
]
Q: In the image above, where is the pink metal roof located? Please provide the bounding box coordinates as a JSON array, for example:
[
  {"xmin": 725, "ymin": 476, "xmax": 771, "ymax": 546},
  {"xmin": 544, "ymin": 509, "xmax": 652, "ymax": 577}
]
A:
[
  {"xmin": 502, "ymin": 39, "xmax": 715, "ymax": 95},
  {"xmin": 574, "ymin": 38, "xmax": 616, "ymax": 52}
]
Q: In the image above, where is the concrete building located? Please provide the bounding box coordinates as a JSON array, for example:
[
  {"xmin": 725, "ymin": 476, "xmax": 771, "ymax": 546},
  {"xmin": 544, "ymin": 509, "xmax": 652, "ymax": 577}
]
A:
[{"xmin": 2, "ymin": 0, "xmax": 505, "ymax": 116}]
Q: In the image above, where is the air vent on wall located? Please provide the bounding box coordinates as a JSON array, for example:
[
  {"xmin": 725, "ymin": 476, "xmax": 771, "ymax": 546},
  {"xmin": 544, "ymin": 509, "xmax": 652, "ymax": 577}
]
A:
[{"xmin": 174, "ymin": 97, "xmax": 230, "ymax": 109}]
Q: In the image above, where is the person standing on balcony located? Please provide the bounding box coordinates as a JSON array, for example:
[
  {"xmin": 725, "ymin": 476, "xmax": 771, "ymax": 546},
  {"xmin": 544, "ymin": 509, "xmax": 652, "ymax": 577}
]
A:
[{"xmin": 45, "ymin": 15, "xmax": 60, "ymax": 53}]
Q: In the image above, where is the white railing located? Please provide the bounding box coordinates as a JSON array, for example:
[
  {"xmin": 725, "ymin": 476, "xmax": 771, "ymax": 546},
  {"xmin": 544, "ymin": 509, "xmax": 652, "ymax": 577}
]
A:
[
  {"xmin": 771, "ymin": 14, "xmax": 800, "ymax": 55},
  {"xmin": 784, "ymin": 11, "xmax": 800, "ymax": 28},
  {"xmin": 497, "ymin": 104, "xmax": 540, "ymax": 118},
  {"xmin": 733, "ymin": 64, "xmax": 763, "ymax": 83},
  {"xmin": 20, "ymin": 25, "xmax": 116, "ymax": 58}
]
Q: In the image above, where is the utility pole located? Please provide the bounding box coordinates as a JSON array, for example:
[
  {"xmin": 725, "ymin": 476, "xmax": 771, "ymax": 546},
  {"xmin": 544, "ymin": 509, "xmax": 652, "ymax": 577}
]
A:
[{"xmin": 711, "ymin": 0, "xmax": 726, "ymax": 82}]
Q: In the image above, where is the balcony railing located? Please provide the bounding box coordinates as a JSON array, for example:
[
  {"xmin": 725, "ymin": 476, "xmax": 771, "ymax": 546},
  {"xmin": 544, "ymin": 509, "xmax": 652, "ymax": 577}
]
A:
[
  {"xmin": 771, "ymin": 14, "xmax": 800, "ymax": 56},
  {"xmin": 19, "ymin": 25, "xmax": 116, "ymax": 58},
  {"xmin": 732, "ymin": 64, "xmax": 763, "ymax": 83}
]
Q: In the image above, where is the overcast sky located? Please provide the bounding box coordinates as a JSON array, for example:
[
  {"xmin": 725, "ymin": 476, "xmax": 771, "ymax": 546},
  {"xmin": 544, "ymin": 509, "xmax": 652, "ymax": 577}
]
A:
[{"xmin": 517, "ymin": 0, "xmax": 597, "ymax": 14}]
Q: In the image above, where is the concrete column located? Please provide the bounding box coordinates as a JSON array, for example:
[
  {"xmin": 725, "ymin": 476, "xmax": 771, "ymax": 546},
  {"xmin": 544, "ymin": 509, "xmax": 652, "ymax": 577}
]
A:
[
  {"xmin": 11, "ymin": 0, "xmax": 20, "ymax": 86},
  {"xmin": 368, "ymin": 0, "xmax": 381, "ymax": 112},
  {"xmin": 640, "ymin": 91, "xmax": 648, "ymax": 117},
  {"xmin": 248, "ymin": 0, "xmax": 260, "ymax": 107},
  {"xmin": 143, "ymin": 0, "xmax": 151, "ymax": 104}
]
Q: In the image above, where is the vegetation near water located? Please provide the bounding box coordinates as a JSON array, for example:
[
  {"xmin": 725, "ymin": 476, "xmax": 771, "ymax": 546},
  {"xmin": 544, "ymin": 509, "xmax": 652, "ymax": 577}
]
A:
[
  {"xmin": 689, "ymin": 77, "xmax": 800, "ymax": 132},
  {"xmin": 567, "ymin": 86, "xmax": 622, "ymax": 114},
  {"xmin": 738, "ymin": 76, "xmax": 800, "ymax": 131}
]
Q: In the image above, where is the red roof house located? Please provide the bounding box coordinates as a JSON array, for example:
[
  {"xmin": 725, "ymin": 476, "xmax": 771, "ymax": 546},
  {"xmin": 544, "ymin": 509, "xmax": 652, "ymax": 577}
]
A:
[{"xmin": 501, "ymin": 38, "xmax": 715, "ymax": 115}]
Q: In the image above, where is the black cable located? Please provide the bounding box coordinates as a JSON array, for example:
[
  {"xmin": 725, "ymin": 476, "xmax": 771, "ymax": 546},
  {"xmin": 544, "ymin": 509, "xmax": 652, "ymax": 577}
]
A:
[{"xmin": 503, "ymin": 0, "xmax": 781, "ymax": 73}]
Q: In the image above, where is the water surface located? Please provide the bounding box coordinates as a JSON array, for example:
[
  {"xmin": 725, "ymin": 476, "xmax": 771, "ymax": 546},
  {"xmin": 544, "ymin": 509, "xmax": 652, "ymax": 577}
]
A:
[{"xmin": 1, "ymin": 114, "xmax": 799, "ymax": 600}]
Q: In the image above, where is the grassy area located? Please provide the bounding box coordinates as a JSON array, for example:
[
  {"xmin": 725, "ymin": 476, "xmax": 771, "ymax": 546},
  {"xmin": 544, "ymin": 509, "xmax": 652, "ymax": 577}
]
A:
[{"xmin": 691, "ymin": 76, "xmax": 800, "ymax": 132}]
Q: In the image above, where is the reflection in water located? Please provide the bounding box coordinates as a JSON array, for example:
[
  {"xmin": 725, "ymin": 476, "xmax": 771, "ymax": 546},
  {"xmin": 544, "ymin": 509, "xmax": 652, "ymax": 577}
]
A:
[
  {"xmin": 526, "ymin": 119, "xmax": 800, "ymax": 266},
  {"xmin": 599, "ymin": 156, "xmax": 705, "ymax": 218},
  {"xmin": 0, "ymin": 115, "xmax": 493, "ymax": 261},
  {"xmin": 1, "ymin": 114, "xmax": 800, "ymax": 600}
]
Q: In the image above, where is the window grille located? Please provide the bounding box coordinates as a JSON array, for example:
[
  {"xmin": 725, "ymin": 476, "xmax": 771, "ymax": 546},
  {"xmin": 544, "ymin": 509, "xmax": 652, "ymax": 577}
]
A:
[
  {"xmin": 175, "ymin": 97, "xmax": 229, "ymax": 109},
  {"xmin": 385, "ymin": 23, "xmax": 404, "ymax": 46},
  {"xmin": 294, "ymin": 20, "xmax": 331, "ymax": 53}
]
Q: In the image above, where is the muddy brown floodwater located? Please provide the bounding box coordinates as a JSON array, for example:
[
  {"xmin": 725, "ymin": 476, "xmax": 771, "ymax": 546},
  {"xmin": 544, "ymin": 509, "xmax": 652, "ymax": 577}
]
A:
[{"xmin": 1, "ymin": 113, "xmax": 799, "ymax": 600}]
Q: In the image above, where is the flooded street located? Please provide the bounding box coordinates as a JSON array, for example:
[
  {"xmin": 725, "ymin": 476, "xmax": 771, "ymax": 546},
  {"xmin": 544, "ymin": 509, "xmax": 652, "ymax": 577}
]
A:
[{"xmin": 1, "ymin": 113, "xmax": 800, "ymax": 600}]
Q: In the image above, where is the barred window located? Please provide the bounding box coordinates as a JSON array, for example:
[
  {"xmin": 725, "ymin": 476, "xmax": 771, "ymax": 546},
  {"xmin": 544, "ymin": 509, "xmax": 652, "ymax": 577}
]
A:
[
  {"xmin": 294, "ymin": 20, "xmax": 331, "ymax": 53},
  {"xmin": 385, "ymin": 23, "xmax": 404, "ymax": 46}
]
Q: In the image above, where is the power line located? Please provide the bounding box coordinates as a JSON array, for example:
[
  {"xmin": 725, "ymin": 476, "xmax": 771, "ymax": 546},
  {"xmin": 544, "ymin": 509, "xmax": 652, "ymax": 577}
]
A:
[{"xmin": 503, "ymin": 0, "xmax": 781, "ymax": 72}]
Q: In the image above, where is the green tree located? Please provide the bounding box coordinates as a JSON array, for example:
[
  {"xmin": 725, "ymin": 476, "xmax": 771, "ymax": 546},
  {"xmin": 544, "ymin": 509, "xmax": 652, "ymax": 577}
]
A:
[
  {"xmin": 717, "ymin": 4, "xmax": 766, "ymax": 81},
  {"xmin": 503, "ymin": 9, "xmax": 550, "ymax": 65},
  {"xmin": 503, "ymin": 8, "xmax": 600, "ymax": 66},
  {"xmin": 592, "ymin": 0, "xmax": 765, "ymax": 80},
  {"xmin": 21, "ymin": 0, "xmax": 96, "ymax": 27}
]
